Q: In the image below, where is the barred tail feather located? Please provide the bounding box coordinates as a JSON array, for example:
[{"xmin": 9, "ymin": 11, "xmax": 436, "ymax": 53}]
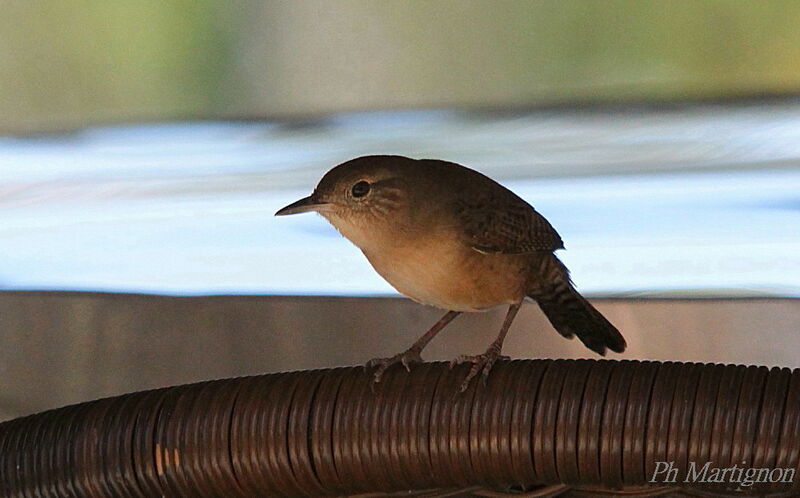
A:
[{"xmin": 530, "ymin": 255, "xmax": 626, "ymax": 355}]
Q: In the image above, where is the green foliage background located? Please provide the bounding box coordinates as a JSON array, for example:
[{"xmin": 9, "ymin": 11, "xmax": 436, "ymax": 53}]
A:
[{"xmin": 2, "ymin": 0, "xmax": 800, "ymax": 132}]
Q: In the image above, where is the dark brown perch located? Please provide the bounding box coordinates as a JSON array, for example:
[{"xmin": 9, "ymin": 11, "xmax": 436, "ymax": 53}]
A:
[{"xmin": 1, "ymin": 359, "xmax": 798, "ymax": 497}]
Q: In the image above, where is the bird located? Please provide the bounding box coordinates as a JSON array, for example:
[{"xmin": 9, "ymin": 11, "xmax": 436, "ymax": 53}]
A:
[{"xmin": 276, "ymin": 155, "xmax": 625, "ymax": 391}]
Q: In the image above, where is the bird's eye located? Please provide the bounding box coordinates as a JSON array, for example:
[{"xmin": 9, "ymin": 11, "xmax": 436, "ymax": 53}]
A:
[{"xmin": 351, "ymin": 181, "xmax": 371, "ymax": 198}]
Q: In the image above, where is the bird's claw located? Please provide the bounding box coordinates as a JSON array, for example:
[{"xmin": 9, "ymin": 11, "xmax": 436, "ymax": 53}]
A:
[
  {"xmin": 365, "ymin": 349, "xmax": 423, "ymax": 385},
  {"xmin": 449, "ymin": 351, "xmax": 509, "ymax": 392}
]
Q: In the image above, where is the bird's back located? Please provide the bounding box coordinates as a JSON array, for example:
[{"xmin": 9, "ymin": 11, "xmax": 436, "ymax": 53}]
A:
[{"xmin": 410, "ymin": 159, "xmax": 564, "ymax": 254}]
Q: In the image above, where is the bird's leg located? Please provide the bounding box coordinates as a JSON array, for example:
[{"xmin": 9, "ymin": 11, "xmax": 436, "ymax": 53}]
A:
[
  {"xmin": 450, "ymin": 299, "xmax": 522, "ymax": 392},
  {"xmin": 366, "ymin": 310, "xmax": 460, "ymax": 383}
]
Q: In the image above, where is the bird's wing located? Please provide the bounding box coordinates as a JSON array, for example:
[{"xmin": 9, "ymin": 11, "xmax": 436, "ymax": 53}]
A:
[{"xmin": 454, "ymin": 191, "xmax": 564, "ymax": 254}]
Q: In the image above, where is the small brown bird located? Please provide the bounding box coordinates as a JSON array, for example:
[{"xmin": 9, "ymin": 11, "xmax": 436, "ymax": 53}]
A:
[{"xmin": 276, "ymin": 155, "xmax": 625, "ymax": 390}]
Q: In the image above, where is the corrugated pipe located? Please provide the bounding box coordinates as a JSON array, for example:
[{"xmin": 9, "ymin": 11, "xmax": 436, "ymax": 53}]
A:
[{"xmin": 1, "ymin": 359, "xmax": 798, "ymax": 497}]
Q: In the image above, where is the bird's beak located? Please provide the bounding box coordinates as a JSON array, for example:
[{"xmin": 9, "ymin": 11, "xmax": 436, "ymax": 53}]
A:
[{"xmin": 275, "ymin": 194, "xmax": 330, "ymax": 216}]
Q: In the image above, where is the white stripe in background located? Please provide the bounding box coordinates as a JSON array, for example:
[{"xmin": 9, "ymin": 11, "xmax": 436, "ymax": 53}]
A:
[{"xmin": 1, "ymin": 105, "xmax": 799, "ymax": 296}]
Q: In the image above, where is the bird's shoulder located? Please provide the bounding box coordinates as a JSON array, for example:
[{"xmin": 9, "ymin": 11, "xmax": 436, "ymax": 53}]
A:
[{"xmin": 419, "ymin": 160, "xmax": 564, "ymax": 254}]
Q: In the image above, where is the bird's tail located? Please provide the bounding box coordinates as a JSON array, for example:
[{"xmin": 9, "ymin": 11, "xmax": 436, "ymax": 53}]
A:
[{"xmin": 529, "ymin": 254, "xmax": 626, "ymax": 355}]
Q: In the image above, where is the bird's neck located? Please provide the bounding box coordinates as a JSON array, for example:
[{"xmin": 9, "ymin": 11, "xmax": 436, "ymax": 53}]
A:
[{"xmin": 321, "ymin": 210, "xmax": 422, "ymax": 254}]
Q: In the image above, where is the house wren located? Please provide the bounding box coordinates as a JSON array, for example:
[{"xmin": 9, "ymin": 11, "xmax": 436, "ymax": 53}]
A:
[{"xmin": 276, "ymin": 155, "xmax": 625, "ymax": 391}]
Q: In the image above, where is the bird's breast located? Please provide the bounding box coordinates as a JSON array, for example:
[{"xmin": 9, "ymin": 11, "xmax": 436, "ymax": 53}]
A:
[{"xmin": 361, "ymin": 236, "xmax": 528, "ymax": 312}]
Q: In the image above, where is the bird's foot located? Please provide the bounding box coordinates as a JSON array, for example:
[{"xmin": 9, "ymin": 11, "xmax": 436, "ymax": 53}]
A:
[
  {"xmin": 365, "ymin": 348, "xmax": 423, "ymax": 384},
  {"xmin": 449, "ymin": 350, "xmax": 510, "ymax": 392}
]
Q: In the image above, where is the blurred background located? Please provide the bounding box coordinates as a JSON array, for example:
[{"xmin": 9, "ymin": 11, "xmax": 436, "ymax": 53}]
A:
[{"xmin": 2, "ymin": 0, "xmax": 800, "ymax": 421}]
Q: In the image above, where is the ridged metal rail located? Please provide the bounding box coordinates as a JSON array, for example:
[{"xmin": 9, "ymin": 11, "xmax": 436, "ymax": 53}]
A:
[{"xmin": 1, "ymin": 359, "xmax": 798, "ymax": 497}]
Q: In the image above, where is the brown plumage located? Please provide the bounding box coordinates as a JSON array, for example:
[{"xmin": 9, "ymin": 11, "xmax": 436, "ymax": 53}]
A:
[{"xmin": 276, "ymin": 155, "xmax": 625, "ymax": 390}]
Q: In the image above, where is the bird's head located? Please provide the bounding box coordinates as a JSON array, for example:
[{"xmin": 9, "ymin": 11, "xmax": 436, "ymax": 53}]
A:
[{"xmin": 275, "ymin": 155, "xmax": 419, "ymax": 248}]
